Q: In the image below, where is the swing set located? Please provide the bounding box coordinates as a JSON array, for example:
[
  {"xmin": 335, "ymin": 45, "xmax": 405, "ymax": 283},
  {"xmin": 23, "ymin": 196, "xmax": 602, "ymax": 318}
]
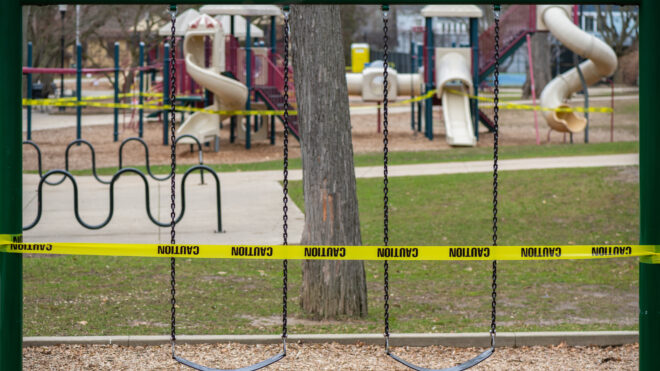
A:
[{"xmin": 0, "ymin": 1, "xmax": 658, "ymax": 371}]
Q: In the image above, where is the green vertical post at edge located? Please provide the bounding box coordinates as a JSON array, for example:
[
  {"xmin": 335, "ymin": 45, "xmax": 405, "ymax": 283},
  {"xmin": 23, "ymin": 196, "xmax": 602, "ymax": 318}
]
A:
[
  {"xmin": 424, "ymin": 16, "xmax": 433, "ymax": 140},
  {"xmin": 113, "ymin": 42, "xmax": 120, "ymax": 142},
  {"xmin": 76, "ymin": 43, "xmax": 82, "ymax": 142},
  {"xmin": 245, "ymin": 15, "xmax": 252, "ymax": 150},
  {"xmin": 163, "ymin": 42, "xmax": 170, "ymax": 145},
  {"xmin": 0, "ymin": 1, "xmax": 23, "ymax": 370},
  {"xmin": 639, "ymin": 1, "xmax": 660, "ymax": 370},
  {"xmin": 139, "ymin": 41, "xmax": 145, "ymax": 138}
]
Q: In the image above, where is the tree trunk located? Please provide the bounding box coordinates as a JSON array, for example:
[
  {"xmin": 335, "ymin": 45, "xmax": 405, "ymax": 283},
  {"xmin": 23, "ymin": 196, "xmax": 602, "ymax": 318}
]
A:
[
  {"xmin": 290, "ymin": 5, "xmax": 368, "ymax": 319},
  {"xmin": 523, "ymin": 32, "xmax": 552, "ymax": 99}
]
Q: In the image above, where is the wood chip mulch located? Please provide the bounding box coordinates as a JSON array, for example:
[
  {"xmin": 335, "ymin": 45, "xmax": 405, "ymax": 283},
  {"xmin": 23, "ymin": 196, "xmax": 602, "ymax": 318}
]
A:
[{"xmin": 24, "ymin": 342, "xmax": 638, "ymax": 370}]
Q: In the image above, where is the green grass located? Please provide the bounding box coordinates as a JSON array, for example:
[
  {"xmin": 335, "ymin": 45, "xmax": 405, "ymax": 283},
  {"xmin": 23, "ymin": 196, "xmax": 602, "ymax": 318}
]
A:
[
  {"xmin": 24, "ymin": 166, "xmax": 639, "ymax": 336},
  {"xmin": 35, "ymin": 141, "xmax": 638, "ymax": 177}
]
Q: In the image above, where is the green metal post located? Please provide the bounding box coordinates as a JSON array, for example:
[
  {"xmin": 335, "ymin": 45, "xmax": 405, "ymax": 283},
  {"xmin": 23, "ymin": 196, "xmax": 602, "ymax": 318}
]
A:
[
  {"xmin": 424, "ymin": 16, "xmax": 433, "ymax": 140},
  {"xmin": 245, "ymin": 15, "xmax": 252, "ymax": 150},
  {"xmin": 639, "ymin": 1, "xmax": 660, "ymax": 369},
  {"xmin": 138, "ymin": 41, "xmax": 145, "ymax": 138},
  {"xmin": 76, "ymin": 43, "xmax": 82, "ymax": 142},
  {"xmin": 163, "ymin": 42, "xmax": 170, "ymax": 145},
  {"xmin": 470, "ymin": 17, "xmax": 479, "ymax": 140},
  {"xmin": 113, "ymin": 42, "xmax": 119, "ymax": 142},
  {"xmin": 410, "ymin": 40, "xmax": 415, "ymax": 130},
  {"xmin": 0, "ymin": 1, "xmax": 23, "ymax": 369},
  {"xmin": 27, "ymin": 42, "xmax": 32, "ymax": 140}
]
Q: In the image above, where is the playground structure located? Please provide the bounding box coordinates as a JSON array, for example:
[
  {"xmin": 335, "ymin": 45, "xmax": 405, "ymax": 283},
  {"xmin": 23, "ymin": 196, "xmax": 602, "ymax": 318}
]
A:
[
  {"xmin": 175, "ymin": 14, "xmax": 248, "ymax": 151},
  {"xmin": 413, "ymin": 4, "xmax": 618, "ymax": 145},
  {"xmin": 22, "ymin": 42, "xmax": 161, "ymax": 142},
  {"xmin": 21, "ymin": 4, "xmax": 619, "ymax": 150},
  {"xmin": 3, "ymin": 3, "xmax": 658, "ymax": 371}
]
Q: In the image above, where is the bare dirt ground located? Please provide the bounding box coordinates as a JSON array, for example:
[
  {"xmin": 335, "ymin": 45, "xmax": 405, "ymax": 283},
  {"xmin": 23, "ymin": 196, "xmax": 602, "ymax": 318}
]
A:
[
  {"xmin": 23, "ymin": 96, "xmax": 638, "ymax": 172},
  {"xmin": 24, "ymin": 343, "xmax": 637, "ymax": 370}
]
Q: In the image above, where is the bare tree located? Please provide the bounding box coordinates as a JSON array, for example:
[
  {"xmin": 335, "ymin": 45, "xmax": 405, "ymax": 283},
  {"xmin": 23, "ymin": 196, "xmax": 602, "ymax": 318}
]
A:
[
  {"xmin": 522, "ymin": 33, "xmax": 552, "ymax": 99},
  {"xmin": 24, "ymin": 5, "xmax": 179, "ymax": 94},
  {"xmin": 290, "ymin": 5, "xmax": 368, "ymax": 319},
  {"xmin": 24, "ymin": 6, "xmax": 106, "ymax": 95},
  {"xmin": 595, "ymin": 5, "xmax": 639, "ymax": 57}
]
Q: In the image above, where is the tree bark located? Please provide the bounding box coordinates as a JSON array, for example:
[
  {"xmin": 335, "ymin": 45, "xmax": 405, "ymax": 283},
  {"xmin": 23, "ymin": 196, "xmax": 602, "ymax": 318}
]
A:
[
  {"xmin": 523, "ymin": 33, "xmax": 552, "ymax": 99},
  {"xmin": 290, "ymin": 5, "xmax": 368, "ymax": 319}
]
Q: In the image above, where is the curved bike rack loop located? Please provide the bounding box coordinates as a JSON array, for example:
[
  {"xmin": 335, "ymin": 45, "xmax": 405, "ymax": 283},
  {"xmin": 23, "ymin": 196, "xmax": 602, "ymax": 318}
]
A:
[{"xmin": 23, "ymin": 165, "xmax": 221, "ymax": 232}]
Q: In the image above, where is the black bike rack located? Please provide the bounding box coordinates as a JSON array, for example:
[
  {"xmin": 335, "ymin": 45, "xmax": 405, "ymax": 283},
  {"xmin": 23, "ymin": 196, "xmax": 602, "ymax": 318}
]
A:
[
  {"xmin": 23, "ymin": 166, "xmax": 221, "ymax": 232},
  {"xmin": 23, "ymin": 139, "xmax": 223, "ymax": 232}
]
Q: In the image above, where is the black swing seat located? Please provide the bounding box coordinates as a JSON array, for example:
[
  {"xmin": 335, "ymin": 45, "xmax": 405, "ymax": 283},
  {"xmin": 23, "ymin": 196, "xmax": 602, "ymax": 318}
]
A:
[
  {"xmin": 388, "ymin": 346, "xmax": 494, "ymax": 371},
  {"xmin": 174, "ymin": 351, "xmax": 285, "ymax": 371}
]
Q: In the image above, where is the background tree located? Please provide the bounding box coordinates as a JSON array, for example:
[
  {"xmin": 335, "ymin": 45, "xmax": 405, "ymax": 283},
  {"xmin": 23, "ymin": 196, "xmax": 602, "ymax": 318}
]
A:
[
  {"xmin": 522, "ymin": 33, "xmax": 552, "ymax": 99},
  {"xmin": 290, "ymin": 5, "xmax": 368, "ymax": 319},
  {"xmin": 595, "ymin": 5, "xmax": 639, "ymax": 57},
  {"xmin": 596, "ymin": 5, "xmax": 639, "ymax": 83},
  {"xmin": 23, "ymin": 5, "xmax": 188, "ymax": 95}
]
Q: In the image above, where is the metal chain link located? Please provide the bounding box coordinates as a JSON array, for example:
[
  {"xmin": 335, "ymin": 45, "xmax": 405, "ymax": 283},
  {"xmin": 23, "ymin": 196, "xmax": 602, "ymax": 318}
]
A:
[
  {"xmin": 168, "ymin": 4, "xmax": 177, "ymax": 357},
  {"xmin": 490, "ymin": 4, "xmax": 500, "ymax": 348},
  {"xmin": 281, "ymin": 5, "xmax": 290, "ymax": 343},
  {"xmin": 381, "ymin": 5, "xmax": 390, "ymax": 348}
]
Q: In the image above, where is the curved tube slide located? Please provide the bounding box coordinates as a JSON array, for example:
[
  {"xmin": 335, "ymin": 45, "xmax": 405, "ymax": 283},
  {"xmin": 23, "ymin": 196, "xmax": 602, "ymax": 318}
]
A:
[
  {"xmin": 177, "ymin": 15, "xmax": 249, "ymax": 146},
  {"xmin": 539, "ymin": 5, "xmax": 617, "ymax": 133}
]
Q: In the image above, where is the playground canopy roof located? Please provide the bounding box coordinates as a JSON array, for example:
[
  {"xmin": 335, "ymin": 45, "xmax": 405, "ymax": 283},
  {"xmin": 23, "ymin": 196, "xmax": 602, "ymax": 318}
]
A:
[
  {"xmin": 421, "ymin": 5, "xmax": 483, "ymax": 18},
  {"xmin": 214, "ymin": 15, "xmax": 265, "ymax": 39},
  {"xmin": 158, "ymin": 8, "xmax": 200, "ymax": 36},
  {"xmin": 200, "ymin": 5, "xmax": 282, "ymax": 17}
]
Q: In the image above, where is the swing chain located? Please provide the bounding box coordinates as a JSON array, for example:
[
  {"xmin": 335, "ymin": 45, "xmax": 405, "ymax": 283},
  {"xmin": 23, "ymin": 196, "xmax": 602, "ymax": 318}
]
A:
[
  {"xmin": 491, "ymin": 4, "xmax": 500, "ymax": 347},
  {"xmin": 382, "ymin": 4, "xmax": 391, "ymax": 346},
  {"xmin": 168, "ymin": 4, "xmax": 178, "ymax": 355},
  {"xmin": 282, "ymin": 5, "xmax": 290, "ymax": 342}
]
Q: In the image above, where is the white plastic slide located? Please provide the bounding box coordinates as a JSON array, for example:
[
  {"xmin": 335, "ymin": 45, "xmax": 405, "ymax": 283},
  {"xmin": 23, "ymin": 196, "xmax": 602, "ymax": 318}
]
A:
[
  {"xmin": 435, "ymin": 48, "xmax": 476, "ymax": 146},
  {"xmin": 177, "ymin": 15, "xmax": 248, "ymax": 150},
  {"xmin": 539, "ymin": 5, "xmax": 617, "ymax": 133}
]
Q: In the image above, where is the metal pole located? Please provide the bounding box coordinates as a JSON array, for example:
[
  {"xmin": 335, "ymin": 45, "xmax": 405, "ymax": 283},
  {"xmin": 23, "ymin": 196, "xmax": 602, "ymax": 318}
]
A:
[
  {"xmin": 27, "ymin": 42, "xmax": 33, "ymax": 141},
  {"xmin": 377, "ymin": 101, "xmax": 381, "ymax": 133},
  {"xmin": 0, "ymin": 1, "xmax": 23, "ymax": 368},
  {"xmin": 610, "ymin": 79, "xmax": 614, "ymax": 142},
  {"xmin": 60, "ymin": 8, "xmax": 65, "ymax": 111},
  {"xmin": 410, "ymin": 40, "xmax": 415, "ymax": 130},
  {"xmin": 417, "ymin": 43, "xmax": 423, "ymax": 132},
  {"xmin": 270, "ymin": 15, "xmax": 276, "ymax": 144},
  {"xmin": 113, "ymin": 42, "xmax": 119, "ymax": 142},
  {"xmin": 639, "ymin": 1, "xmax": 660, "ymax": 369},
  {"xmin": 76, "ymin": 43, "xmax": 82, "ymax": 142},
  {"xmin": 163, "ymin": 42, "xmax": 170, "ymax": 145},
  {"xmin": 526, "ymin": 34, "xmax": 540, "ymax": 145},
  {"xmin": 245, "ymin": 16, "xmax": 252, "ymax": 150},
  {"xmin": 139, "ymin": 41, "xmax": 144, "ymax": 138},
  {"xmin": 470, "ymin": 17, "xmax": 479, "ymax": 140},
  {"xmin": 424, "ymin": 17, "xmax": 433, "ymax": 140},
  {"xmin": 230, "ymin": 15, "xmax": 235, "ymax": 36}
]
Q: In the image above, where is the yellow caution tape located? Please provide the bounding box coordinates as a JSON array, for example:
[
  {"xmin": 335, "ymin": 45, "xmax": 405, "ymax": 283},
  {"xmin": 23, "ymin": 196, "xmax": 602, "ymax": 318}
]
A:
[
  {"xmin": 0, "ymin": 236, "xmax": 657, "ymax": 261},
  {"xmin": 21, "ymin": 87, "xmax": 613, "ymax": 115},
  {"xmin": 445, "ymin": 88, "xmax": 614, "ymax": 114},
  {"xmin": 28, "ymin": 92, "xmax": 162, "ymax": 104},
  {"xmin": 22, "ymin": 99, "xmax": 294, "ymax": 116}
]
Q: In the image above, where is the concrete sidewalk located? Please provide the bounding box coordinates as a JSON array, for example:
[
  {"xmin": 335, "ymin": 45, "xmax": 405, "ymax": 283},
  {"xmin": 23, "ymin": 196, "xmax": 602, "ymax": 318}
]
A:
[
  {"xmin": 224, "ymin": 153, "xmax": 638, "ymax": 182},
  {"xmin": 23, "ymin": 154, "xmax": 637, "ymax": 244}
]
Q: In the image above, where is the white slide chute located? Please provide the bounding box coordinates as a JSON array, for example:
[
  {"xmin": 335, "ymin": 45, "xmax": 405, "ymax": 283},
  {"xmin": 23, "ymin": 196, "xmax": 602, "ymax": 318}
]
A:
[
  {"xmin": 538, "ymin": 5, "xmax": 617, "ymax": 133},
  {"xmin": 177, "ymin": 14, "xmax": 248, "ymax": 150},
  {"xmin": 435, "ymin": 48, "xmax": 476, "ymax": 146}
]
